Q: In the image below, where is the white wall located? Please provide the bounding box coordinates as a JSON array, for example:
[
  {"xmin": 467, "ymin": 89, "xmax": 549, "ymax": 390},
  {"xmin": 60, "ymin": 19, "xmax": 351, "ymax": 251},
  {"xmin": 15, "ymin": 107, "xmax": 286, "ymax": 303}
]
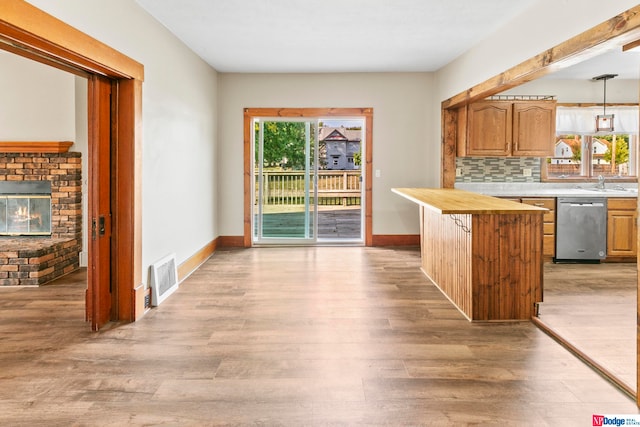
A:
[
  {"xmin": 217, "ymin": 73, "xmax": 434, "ymax": 236},
  {"xmin": 0, "ymin": 50, "xmax": 75, "ymax": 140},
  {"xmin": 26, "ymin": 0, "xmax": 219, "ymax": 284}
]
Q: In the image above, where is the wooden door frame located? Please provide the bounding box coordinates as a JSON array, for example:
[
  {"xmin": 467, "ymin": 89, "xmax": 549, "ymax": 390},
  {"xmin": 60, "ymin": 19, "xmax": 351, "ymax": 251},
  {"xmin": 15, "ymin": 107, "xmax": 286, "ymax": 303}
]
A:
[
  {"xmin": 0, "ymin": 1, "xmax": 144, "ymax": 322},
  {"xmin": 440, "ymin": 6, "xmax": 640, "ymax": 405},
  {"xmin": 244, "ymin": 108, "xmax": 373, "ymax": 247}
]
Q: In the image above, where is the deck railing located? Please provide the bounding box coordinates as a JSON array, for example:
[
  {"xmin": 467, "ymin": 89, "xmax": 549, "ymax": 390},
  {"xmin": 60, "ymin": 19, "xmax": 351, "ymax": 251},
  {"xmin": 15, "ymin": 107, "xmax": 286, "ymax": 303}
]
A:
[{"xmin": 256, "ymin": 170, "xmax": 361, "ymax": 206}]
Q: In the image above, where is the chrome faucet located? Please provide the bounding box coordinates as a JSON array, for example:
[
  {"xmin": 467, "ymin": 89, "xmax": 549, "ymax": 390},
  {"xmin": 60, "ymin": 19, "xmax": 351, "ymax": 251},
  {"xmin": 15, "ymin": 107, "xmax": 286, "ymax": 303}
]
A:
[{"xmin": 597, "ymin": 175, "xmax": 605, "ymax": 190}]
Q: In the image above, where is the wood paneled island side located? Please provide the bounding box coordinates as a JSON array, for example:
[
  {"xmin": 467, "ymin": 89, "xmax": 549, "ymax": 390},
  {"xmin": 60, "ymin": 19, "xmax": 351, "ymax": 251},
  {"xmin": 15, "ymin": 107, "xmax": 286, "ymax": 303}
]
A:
[{"xmin": 392, "ymin": 188, "xmax": 547, "ymax": 321}]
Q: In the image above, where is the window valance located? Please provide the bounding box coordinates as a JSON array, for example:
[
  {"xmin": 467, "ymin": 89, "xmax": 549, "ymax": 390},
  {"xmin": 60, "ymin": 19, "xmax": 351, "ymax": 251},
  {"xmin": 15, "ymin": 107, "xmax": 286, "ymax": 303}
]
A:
[{"xmin": 556, "ymin": 106, "xmax": 639, "ymax": 135}]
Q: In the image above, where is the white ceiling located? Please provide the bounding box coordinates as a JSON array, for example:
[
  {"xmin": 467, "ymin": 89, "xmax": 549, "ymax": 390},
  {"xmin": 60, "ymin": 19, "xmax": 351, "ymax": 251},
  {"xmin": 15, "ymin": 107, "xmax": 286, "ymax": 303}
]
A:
[
  {"xmin": 135, "ymin": 0, "xmax": 539, "ymax": 73},
  {"xmin": 542, "ymin": 48, "xmax": 640, "ymax": 80}
]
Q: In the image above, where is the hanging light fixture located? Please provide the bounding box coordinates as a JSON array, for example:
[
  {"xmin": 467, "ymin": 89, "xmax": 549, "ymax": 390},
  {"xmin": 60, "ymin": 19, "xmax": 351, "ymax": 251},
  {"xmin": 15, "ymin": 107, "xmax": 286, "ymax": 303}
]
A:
[{"xmin": 592, "ymin": 73, "xmax": 617, "ymax": 132}]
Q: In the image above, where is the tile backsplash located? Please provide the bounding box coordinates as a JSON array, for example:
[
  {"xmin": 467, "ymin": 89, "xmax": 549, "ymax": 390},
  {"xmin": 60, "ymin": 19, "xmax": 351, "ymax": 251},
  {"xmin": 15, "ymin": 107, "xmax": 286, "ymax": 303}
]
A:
[{"xmin": 455, "ymin": 157, "xmax": 541, "ymax": 183}]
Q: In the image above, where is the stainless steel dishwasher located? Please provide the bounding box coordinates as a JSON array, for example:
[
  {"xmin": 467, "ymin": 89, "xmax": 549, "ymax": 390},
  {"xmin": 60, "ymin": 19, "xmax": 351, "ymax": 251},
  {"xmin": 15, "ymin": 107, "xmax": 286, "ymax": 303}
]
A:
[{"xmin": 555, "ymin": 197, "xmax": 607, "ymax": 262}]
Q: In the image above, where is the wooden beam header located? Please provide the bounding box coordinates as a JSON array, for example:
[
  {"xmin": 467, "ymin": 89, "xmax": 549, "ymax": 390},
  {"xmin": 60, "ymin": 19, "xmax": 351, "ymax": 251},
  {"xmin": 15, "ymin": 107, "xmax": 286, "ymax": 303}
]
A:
[{"xmin": 442, "ymin": 6, "xmax": 640, "ymax": 110}]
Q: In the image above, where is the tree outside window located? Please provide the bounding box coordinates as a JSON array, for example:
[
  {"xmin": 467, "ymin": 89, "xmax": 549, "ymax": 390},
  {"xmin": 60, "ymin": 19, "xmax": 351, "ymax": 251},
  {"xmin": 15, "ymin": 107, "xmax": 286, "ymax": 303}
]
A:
[{"xmin": 546, "ymin": 134, "xmax": 636, "ymax": 179}]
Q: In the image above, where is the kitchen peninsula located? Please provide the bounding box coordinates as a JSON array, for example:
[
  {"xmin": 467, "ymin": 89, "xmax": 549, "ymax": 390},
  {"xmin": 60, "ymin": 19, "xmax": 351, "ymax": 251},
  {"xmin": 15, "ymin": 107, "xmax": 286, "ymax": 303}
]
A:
[{"xmin": 393, "ymin": 188, "xmax": 547, "ymax": 321}]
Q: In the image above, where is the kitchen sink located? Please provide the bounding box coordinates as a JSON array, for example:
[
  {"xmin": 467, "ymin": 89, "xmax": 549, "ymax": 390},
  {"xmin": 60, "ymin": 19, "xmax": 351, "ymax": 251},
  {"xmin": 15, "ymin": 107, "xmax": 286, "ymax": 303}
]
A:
[{"xmin": 580, "ymin": 187, "xmax": 637, "ymax": 194}]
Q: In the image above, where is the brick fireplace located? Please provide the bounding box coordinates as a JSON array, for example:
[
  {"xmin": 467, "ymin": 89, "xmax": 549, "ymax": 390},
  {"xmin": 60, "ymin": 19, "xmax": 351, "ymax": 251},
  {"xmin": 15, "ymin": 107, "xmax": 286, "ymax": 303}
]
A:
[{"xmin": 0, "ymin": 142, "xmax": 82, "ymax": 286}]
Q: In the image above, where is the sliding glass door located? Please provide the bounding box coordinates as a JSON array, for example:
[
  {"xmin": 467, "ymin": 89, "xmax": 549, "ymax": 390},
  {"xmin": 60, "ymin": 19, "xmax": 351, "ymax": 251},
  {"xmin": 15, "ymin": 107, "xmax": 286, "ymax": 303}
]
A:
[
  {"xmin": 252, "ymin": 117, "xmax": 364, "ymax": 245},
  {"xmin": 254, "ymin": 119, "xmax": 317, "ymax": 243}
]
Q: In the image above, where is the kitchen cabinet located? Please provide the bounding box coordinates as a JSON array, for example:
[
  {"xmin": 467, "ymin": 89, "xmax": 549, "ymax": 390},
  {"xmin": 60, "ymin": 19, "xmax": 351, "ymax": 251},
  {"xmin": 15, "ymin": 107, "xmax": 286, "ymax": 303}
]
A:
[
  {"xmin": 459, "ymin": 100, "xmax": 556, "ymax": 157},
  {"xmin": 521, "ymin": 198, "xmax": 556, "ymax": 258},
  {"xmin": 607, "ymin": 198, "xmax": 637, "ymax": 257},
  {"xmin": 501, "ymin": 197, "xmax": 555, "ymax": 257},
  {"xmin": 499, "ymin": 195, "xmax": 637, "ymax": 260},
  {"xmin": 465, "ymin": 101, "xmax": 512, "ymax": 156}
]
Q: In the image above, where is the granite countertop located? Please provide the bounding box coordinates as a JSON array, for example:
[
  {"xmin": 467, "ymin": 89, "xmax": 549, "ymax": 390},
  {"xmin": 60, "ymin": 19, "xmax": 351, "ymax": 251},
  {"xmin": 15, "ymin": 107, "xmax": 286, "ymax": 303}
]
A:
[
  {"xmin": 454, "ymin": 183, "xmax": 639, "ymax": 198},
  {"xmin": 392, "ymin": 188, "xmax": 547, "ymax": 214}
]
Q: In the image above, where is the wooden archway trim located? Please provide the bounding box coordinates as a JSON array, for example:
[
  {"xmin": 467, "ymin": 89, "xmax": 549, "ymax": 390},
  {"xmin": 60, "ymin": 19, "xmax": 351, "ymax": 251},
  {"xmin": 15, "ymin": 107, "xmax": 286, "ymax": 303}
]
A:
[
  {"xmin": 0, "ymin": 1, "xmax": 143, "ymax": 80},
  {"xmin": 0, "ymin": 0, "xmax": 144, "ymax": 323},
  {"xmin": 243, "ymin": 108, "xmax": 373, "ymax": 247},
  {"xmin": 442, "ymin": 7, "xmax": 640, "ymax": 110}
]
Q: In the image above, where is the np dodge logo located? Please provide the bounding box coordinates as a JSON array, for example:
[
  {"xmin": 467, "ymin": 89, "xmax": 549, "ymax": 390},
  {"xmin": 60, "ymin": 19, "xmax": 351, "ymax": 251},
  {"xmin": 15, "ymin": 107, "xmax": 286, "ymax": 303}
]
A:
[{"xmin": 593, "ymin": 415, "xmax": 627, "ymax": 426}]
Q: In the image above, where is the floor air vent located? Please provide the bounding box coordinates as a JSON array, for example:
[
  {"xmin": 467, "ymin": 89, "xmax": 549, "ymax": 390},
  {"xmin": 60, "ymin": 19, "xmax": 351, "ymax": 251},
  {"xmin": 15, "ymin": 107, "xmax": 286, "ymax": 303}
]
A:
[{"xmin": 150, "ymin": 253, "xmax": 179, "ymax": 306}]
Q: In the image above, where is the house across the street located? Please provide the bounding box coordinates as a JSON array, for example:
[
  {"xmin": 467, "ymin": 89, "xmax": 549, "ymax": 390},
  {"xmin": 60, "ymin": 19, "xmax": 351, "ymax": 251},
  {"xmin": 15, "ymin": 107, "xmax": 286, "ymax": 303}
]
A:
[{"xmin": 319, "ymin": 126, "xmax": 361, "ymax": 170}]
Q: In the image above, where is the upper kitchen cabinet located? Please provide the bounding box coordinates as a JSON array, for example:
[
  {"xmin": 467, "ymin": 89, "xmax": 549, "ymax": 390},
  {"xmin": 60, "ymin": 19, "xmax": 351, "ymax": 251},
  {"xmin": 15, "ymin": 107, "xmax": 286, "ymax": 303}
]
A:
[
  {"xmin": 457, "ymin": 99, "xmax": 556, "ymax": 157},
  {"xmin": 465, "ymin": 101, "xmax": 512, "ymax": 156},
  {"xmin": 512, "ymin": 101, "xmax": 557, "ymax": 156}
]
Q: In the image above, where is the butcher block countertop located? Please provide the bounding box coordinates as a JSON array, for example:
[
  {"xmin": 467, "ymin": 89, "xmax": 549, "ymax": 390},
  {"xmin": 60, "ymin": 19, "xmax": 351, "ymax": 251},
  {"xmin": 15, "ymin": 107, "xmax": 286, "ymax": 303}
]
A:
[{"xmin": 392, "ymin": 188, "xmax": 548, "ymax": 215}]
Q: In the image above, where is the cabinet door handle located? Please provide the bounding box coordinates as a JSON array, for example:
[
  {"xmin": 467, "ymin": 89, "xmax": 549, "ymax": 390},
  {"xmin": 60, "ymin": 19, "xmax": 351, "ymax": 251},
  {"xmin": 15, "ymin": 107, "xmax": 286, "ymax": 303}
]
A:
[{"xmin": 534, "ymin": 203, "xmax": 544, "ymax": 207}]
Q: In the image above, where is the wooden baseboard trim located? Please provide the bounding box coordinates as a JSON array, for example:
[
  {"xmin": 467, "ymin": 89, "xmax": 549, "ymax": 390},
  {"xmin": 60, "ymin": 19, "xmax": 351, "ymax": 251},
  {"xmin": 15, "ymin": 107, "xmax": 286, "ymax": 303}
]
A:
[
  {"xmin": 177, "ymin": 238, "xmax": 219, "ymax": 282},
  {"xmin": 219, "ymin": 236, "xmax": 245, "ymax": 248},
  {"xmin": 132, "ymin": 283, "xmax": 147, "ymax": 321},
  {"xmin": 371, "ymin": 234, "xmax": 420, "ymax": 246},
  {"xmin": 532, "ymin": 316, "xmax": 636, "ymax": 401}
]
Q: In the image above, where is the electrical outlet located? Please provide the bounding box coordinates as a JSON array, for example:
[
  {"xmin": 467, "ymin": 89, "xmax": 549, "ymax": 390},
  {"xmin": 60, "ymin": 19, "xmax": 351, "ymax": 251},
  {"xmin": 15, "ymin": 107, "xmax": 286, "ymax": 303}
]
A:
[
  {"xmin": 523, "ymin": 168, "xmax": 532, "ymax": 177},
  {"xmin": 456, "ymin": 168, "xmax": 463, "ymax": 177}
]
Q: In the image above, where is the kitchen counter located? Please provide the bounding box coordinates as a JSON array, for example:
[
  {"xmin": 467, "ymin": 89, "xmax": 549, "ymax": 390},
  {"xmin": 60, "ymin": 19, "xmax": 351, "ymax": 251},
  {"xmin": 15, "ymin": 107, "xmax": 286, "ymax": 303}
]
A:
[
  {"xmin": 455, "ymin": 182, "xmax": 638, "ymax": 198},
  {"xmin": 393, "ymin": 187, "xmax": 543, "ymax": 321},
  {"xmin": 392, "ymin": 188, "xmax": 548, "ymax": 214}
]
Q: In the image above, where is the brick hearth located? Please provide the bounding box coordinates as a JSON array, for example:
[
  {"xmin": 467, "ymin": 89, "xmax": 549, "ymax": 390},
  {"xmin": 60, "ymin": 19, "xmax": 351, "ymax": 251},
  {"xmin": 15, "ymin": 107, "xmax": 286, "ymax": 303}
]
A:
[
  {"xmin": 0, "ymin": 237, "xmax": 80, "ymax": 286},
  {"xmin": 0, "ymin": 150, "xmax": 82, "ymax": 286}
]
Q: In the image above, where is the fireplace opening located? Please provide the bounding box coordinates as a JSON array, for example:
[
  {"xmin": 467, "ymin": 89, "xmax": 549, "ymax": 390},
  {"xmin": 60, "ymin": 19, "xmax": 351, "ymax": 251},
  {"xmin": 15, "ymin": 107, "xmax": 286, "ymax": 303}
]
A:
[{"xmin": 0, "ymin": 181, "xmax": 52, "ymax": 236}]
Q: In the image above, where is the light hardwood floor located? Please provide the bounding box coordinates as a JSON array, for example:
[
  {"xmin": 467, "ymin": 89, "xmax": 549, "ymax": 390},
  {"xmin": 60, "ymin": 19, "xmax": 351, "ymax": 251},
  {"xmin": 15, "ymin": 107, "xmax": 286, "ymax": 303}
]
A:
[
  {"xmin": 0, "ymin": 247, "xmax": 638, "ymax": 425},
  {"xmin": 537, "ymin": 262, "xmax": 637, "ymax": 394}
]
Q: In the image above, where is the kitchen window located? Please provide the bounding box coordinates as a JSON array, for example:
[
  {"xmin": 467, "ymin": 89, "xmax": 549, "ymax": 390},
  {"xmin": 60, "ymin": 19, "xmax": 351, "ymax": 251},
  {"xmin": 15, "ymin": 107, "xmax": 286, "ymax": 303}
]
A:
[
  {"xmin": 546, "ymin": 134, "xmax": 637, "ymax": 180},
  {"xmin": 545, "ymin": 105, "xmax": 639, "ymax": 181}
]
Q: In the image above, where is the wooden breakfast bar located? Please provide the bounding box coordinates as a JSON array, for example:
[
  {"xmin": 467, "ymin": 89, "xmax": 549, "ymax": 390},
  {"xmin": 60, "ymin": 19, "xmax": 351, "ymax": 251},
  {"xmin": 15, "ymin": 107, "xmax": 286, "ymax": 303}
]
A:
[{"xmin": 392, "ymin": 188, "xmax": 547, "ymax": 321}]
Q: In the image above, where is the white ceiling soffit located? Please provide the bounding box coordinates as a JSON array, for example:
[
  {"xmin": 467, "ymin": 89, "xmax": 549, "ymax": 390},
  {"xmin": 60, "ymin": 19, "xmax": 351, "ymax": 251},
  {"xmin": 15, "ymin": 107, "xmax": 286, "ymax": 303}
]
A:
[{"xmin": 135, "ymin": 0, "xmax": 538, "ymax": 73}]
